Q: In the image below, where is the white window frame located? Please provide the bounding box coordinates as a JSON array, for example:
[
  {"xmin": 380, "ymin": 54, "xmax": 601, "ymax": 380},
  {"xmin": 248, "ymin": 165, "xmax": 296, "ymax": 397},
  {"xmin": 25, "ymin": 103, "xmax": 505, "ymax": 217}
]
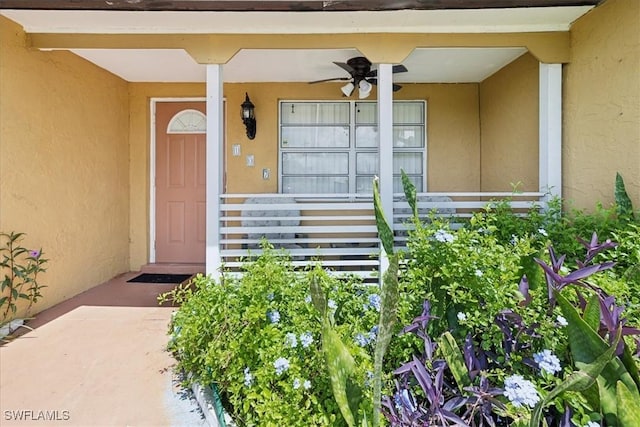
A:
[{"xmin": 278, "ymin": 100, "xmax": 427, "ymax": 194}]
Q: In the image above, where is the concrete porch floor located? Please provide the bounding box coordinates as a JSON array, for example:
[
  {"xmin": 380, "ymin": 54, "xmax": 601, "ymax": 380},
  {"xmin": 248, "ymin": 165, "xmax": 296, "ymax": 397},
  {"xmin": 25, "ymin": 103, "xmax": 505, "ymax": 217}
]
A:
[{"xmin": 0, "ymin": 271, "xmax": 207, "ymax": 427}]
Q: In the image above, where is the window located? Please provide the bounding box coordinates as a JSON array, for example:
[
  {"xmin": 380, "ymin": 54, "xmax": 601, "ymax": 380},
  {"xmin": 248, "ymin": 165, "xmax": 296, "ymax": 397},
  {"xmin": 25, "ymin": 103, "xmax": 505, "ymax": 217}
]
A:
[{"xmin": 279, "ymin": 101, "xmax": 426, "ymax": 194}]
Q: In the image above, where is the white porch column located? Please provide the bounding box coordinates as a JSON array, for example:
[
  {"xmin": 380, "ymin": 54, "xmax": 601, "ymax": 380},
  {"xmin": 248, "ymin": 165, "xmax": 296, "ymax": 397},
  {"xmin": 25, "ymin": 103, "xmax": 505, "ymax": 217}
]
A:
[
  {"xmin": 539, "ymin": 63, "xmax": 563, "ymax": 203},
  {"xmin": 377, "ymin": 63, "xmax": 394, "ymax": 284},
  {"xmin": 206, "ymin": 64, "xmax": 224, "ymax": 278}
]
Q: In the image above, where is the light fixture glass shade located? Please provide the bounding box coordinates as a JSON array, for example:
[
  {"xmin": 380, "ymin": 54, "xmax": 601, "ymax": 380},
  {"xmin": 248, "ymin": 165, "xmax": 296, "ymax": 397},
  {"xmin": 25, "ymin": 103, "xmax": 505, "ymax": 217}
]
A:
[
  {"xmin": 341, "ymin": 82, "xmax": 355, "ymax": 97},
  {"xmin": 358, "ymin": 80, "xmax": 372, "ymax": 99}
]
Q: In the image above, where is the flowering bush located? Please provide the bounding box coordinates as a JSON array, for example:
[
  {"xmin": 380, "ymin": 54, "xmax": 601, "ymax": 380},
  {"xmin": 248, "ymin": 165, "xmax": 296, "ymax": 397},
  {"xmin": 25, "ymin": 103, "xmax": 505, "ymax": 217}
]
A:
[
  {"xmin": 163, "ymin": 172, "xmax": 639, "ymax": 426},
  {"xmin": 164, "ymin": 246, "xmax": 383, "ymax": 426}
]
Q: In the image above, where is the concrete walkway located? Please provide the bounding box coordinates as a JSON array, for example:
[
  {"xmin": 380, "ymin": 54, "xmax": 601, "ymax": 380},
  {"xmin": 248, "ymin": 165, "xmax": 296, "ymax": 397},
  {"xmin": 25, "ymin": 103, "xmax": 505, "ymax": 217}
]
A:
[{"xmin": 0, "ymin": 272, "xmax": 207, "ymax": 427}]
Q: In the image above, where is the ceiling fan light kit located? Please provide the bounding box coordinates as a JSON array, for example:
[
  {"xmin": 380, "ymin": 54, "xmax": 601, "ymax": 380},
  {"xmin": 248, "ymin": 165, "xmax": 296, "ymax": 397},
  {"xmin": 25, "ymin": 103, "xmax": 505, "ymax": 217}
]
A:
[
  {"xmin": 309, "ymin": 56, "xmax": 408, "ymax": 98},
  {"xmin": 341, "ymin": 82, "xmax": 355, "ymax": 97},
  {"xmin": 358, "ymin": 80, "xmax": 372, "ymax": 99}
]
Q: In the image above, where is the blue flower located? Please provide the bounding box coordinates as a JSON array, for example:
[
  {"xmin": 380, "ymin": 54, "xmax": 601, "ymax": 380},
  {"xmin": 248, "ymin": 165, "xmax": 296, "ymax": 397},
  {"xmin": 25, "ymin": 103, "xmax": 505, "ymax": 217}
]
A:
[
  {"xmin": 394, "ymin": 389, "xmax": 416, "ymax": 412},
  {"xmin": 368, "ymin": 325, "xmax": 378, "ymax": 341},
  {"xmin": 243, "ymin": 367, "xmax": 254, "ymax": 387},
  {"xmin": 304, "ymin": 295, "xmax": 312, "ymax": 304},
  {"xmin": 355, "ymin": 333, "xmax": 370, "ymax": 347},
  {"xmin": 300, "ymin": 332, "xmax": 314, "ymax": 348},
  {"xmin": 434, "ymin": 229, "xmax": 455, "ymax": 243},
  {"xmin": 268, "ymin": 310, "xmax": 280, "ymax": 324},
  {"xmin": 368, "ymin": 294, "xmax": 381, "ymax": 311},
  {"xmin": 274, "ymin": 357, "xmax": 290, "ymax": 375},
  {"xmin": 267, "ymin": 292, "xmax": 275, "ymax": 301},
  {"xmin": 534, "ymin": 349, "xmax": 561, "ymax": 375},
  {"xmin": 503, "ymin": 375, "xmax": 540, "ymax": 408},
  {"xmin": 303, "ymin": 379, "xmax": 311, "ymax": 390},
  {"xmin": 285, "ymin": 332, "xmax": 298, "ymax": 348},
  {"xmin": 328, "ymin": 299, "xmax": 337, "ymax": 310},
  {"xmin": 293, "ymin": 378, "xmax": 301, "ymax": 389}
]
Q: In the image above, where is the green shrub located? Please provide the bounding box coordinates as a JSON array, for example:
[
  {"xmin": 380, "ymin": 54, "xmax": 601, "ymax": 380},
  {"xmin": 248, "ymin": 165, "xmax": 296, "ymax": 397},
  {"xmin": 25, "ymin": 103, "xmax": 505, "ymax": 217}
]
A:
[{"xmin": 164, "ymin": 245, "xmax": 381, "ymax": 426}]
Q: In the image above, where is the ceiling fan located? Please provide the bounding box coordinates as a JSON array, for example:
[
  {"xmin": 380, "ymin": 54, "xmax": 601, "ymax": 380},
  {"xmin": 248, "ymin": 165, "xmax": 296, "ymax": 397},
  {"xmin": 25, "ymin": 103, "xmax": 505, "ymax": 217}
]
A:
[{"xmin": 309, "ymin": 56, "xmax": 408, "ymax": 98}]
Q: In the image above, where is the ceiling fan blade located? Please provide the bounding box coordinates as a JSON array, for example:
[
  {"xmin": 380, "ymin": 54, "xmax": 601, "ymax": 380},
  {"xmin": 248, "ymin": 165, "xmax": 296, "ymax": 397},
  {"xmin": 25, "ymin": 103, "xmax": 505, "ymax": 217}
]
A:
[
  {"xmin": 366, "ymin": 64, "xmax": 407, "ymax": 78},
  {"xmin": 392, "ymin": 64, "xmax": 408, "ymax": 73},
  {"xmin": 365, "ymin": 79, "xmax": 402, "ymax": 91},
  {"xmin": 333, "ymin": 61, "xmax": 355, "ymax": 74},
  {"xmin": 309, "ymin": 77, "xmax": 352, "ymax": 84}
]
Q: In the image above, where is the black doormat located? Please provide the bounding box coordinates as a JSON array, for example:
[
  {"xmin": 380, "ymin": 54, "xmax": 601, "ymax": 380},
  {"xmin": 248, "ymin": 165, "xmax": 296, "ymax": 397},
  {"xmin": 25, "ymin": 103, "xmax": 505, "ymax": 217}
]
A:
[{"xmin": 127, "ymin": 273, "xmax": 193, "ymax": 284}]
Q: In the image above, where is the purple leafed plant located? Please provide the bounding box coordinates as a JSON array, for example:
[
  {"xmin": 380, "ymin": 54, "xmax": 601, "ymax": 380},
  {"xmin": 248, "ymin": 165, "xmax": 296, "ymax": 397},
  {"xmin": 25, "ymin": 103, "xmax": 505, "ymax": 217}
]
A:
[
  {"xmin": 381, "ymin": 300, "xmax": 505, "ymax": 427},
  {"xmin": 535, "ymin": 232, "xmax": 640, "ymax": 355}
]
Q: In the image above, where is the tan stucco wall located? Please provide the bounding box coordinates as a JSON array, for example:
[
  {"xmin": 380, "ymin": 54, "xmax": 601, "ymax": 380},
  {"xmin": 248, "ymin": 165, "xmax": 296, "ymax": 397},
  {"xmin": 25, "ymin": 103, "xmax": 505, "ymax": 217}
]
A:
[
  {"xmin": 0, "ymin": 17, "xmax": 130, "ymax": 316},
  {"xmin": 564, "ymin": 0, "xmax": 640, "ymax": 210},
  {"xmin": 128, "ymin": 81, "xmax": 480, "ymax": 269},
  {"xmin": 479, "ymin": 53, "xmax": 539, "ymax": 192}
]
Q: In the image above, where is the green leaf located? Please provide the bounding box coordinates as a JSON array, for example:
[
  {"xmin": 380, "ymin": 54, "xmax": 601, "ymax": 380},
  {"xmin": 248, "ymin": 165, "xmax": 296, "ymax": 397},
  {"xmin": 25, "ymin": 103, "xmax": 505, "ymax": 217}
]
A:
[
  {"xmin": 557, "ymin": 292, "xmax": 640, "ymax": 425},
  {"xmin": 322, "ymin": 321, "xmax": 357, "ymax": 427},
  {"xmin": 620, "ymin": 342, "xmax": 640, "ymax": 391},
  {"xmin": 372, "ymin": 254, "xmax": 399, "ymax": 427},
  {"xmin": 309, "ymin": 271, "xmax": 327, "ymax": 318},
  {"xmin": 529, "ymin": 339, "xmax": 617, "ymax": 427},
  {"xmin": 401, "ymin": 169, "xmax": 418, "ymax": 218},
  {"xmin": 583, "ymin": 294, "xmax": 601, "ymax": 332},
  {"xmin": 439, "ymin": 331, "xmax": 471, "ymax": 391},
  {"xmin": 615, "ymin": 172, "xmax": 635, "ymax": 220},
  {"xmin": 617, "ymin": 381, "xmax": 640, "ymax": 426},
  {"xmin": 373, "ymin": 177, "xmax": 394, "ymax": 256}
]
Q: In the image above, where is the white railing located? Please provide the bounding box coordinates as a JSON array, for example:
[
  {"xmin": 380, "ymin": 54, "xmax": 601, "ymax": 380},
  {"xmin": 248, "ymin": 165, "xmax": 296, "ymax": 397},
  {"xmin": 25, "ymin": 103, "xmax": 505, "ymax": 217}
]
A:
[{"xmin": 219, "ymin": 192, "xmax": 546, "ymax": 278}]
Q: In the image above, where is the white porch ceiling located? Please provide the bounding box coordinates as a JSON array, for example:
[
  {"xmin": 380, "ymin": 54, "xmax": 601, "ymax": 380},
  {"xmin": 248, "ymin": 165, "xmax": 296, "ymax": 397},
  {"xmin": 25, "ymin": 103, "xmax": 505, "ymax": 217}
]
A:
[{"xmin": 1, "ymin": 6, "xmax": 593, "ymax": 83}]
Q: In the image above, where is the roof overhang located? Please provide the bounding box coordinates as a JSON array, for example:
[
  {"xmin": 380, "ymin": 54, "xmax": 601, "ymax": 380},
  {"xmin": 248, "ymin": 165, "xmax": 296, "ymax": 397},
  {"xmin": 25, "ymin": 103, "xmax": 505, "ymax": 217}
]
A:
[{"xmin": 0, "ymin": 3, "xmax": 599, "ymax": 83}]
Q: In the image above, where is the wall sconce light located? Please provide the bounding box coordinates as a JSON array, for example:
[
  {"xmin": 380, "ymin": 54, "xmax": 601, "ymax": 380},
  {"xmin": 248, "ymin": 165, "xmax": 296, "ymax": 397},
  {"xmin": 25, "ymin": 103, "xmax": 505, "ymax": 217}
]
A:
[{"xmin": 241, "ymin": 92, "xmax": 256, "ymax": 140}]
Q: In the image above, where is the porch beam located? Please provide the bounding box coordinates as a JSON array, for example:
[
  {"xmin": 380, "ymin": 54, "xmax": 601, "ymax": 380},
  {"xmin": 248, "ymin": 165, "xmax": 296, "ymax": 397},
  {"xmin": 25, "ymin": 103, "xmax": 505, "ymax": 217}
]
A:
[
  {"xmin": 205, "ymin": 64, "xmax": 224, "ymax": 278},
  {"xmin": 377, "ymin": 63, "xmax": 394, "ymax": 284},
  {"xmin": 539, "ymin": 63, "xmax": 562, "ymax": 202},
  {"xmin": 28, "ymin": 31, "xmax": 571, "ymax": 64}
]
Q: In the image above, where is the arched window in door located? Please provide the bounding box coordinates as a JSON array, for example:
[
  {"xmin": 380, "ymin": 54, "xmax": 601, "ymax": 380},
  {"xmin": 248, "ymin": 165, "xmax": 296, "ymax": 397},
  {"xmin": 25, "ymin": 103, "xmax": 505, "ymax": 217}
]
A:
[{"xmin": 167, "ymin": 109, "xmax": 206, "ymax": 134}]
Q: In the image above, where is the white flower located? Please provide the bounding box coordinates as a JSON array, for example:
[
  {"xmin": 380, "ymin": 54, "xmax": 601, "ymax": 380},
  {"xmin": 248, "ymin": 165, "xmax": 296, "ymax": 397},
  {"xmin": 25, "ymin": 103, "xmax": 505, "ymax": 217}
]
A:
[
  {"xmin": 285, "ymin": 332, "xmax": 298, "ymax": 348},
  {"xmin": 293, "ymin": 378, "xmax": 301, "ymax": 389},
  {"xmin": 267, "ymin": 292, "xmax": 275, "ymax": 301},
  {"xmin": 583, "ymin": 422, "xmax": 600, "ymax": 427},
  {"xmin": 503, "ymin": 375, "xmax": 540, "ymax": 408},
  {"xmin": 434, "ymin": 229, "xmax": 455, "ymax": 243},
  {"xmin": 300, "ymin": 332, "xmax": 314, "ymax": 348},
  {"xmin": 538, "ymin": 228, "xmax": 548, "ymax": 237},
  {"xmin": 243, "ymin": 367, "xmax": 254, "ymax": 387},
  {"xmin": 328, "ymin": 299, "xmax": 337, "ymax": 310},
  {"xmin": 304, "ymin": 295, "xmax": 312, "ymax": 304},
  {"xmin": 474, "ymin": 269, "xmax": 483, "ymax": 277},
  {"xmin": 268, "ymin": 310, "xmax": 280, "ymax": 324},
  {"xmin": 556, "ymin": 315, "xmax": 568, "ymax": 327},
  {"xmin": 303, "ymin": 380, "xmax": 311, "ymax": 390},
  {"xmin": 274, "ymin": 357, "xmax": 290, "ymax": 375},
  {"xmin": 456, "ymin": 312, "xmax": 467, "ymax": 322},
  {"xmin": 534, "ymin": 349, "xmax": 562, "ymax": 375}
]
